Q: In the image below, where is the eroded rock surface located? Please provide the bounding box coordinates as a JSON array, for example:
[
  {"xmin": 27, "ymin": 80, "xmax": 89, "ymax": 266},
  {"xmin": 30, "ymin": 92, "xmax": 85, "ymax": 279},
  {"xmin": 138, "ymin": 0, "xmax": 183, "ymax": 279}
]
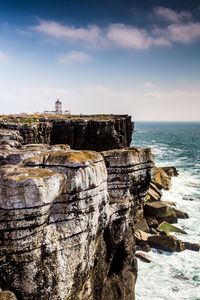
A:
[
  {"xmin": 0, "ymin": 114, "xmax": 133, "ymax": 151},
  {"xmin": 0, "ymin": 146, "xmax": 155, "ymax": 300}
]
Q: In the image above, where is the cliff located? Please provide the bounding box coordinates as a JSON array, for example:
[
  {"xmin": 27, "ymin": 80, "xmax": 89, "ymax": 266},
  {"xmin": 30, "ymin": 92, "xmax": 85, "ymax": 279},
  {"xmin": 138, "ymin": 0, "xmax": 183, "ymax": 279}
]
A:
[
  {"xmin": 0, "ymin": 114, "xmax": 133, "ymax": 151},
  {"xmin": 0, "ymin": 143, "xmax": 155, "ymax": 299}
]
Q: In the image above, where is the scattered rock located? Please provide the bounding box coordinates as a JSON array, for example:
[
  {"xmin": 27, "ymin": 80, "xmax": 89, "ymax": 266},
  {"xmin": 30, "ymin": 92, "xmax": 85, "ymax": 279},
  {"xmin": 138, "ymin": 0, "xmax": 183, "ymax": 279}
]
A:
[
  {"xmin": 138, "ymin": 241, "xmax": 151, "ymax": 252},
  {"xmin": 173, "ymin": 274, "xmax": 189, "ymax": 281},
  {"xmin": 135, "ymin": 252, "xmax": 151, "ymax": 263},
  {"xmin": 147, "ymin": 234, "xmax": 182, "ymax": 252},
  {"xmin": 173, "ymin": 208, "xmax": 189, "ymax": 219},
  {"xmin": 134, "ymin": 230, "xmax": 149, "ymax": 242},
  {"xmin": 134, "ymin": 218, "xmax": 150, "ymax": 233},
  {"xmin": 162, "ymin": 166, "xmax": 178, "ymax": 177},
  {"xmin": 146, "ymin": 216, "xmax": 159, "ymax": 228},
  {"xmin": 184, "ymin": 242, "xmax": 200, "ymax": 251},
  {"xmin": 154, "ymin": 167, "xmax": 171, "ymax": 190},
  {"xmin": 144, "ymin": 202, "xmax": 178, "ymax": 224}
]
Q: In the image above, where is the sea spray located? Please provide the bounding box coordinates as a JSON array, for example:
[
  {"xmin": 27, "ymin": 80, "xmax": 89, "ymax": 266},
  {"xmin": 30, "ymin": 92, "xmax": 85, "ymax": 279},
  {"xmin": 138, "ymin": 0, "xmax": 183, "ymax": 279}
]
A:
[{"xmin": 132, "ymin": 122, "xmax": 200, "ymax": 300}]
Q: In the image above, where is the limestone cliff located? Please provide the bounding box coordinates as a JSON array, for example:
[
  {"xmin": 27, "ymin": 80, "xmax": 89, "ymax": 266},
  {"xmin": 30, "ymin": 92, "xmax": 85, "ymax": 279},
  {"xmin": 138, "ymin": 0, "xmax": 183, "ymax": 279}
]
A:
[
  {"xmin": 0, "ymin": 145, "xmax": 155, "ymax": 299},
  {"xmin": 0, "ymin": 114, "xmax": 133, "ymax": 151}
]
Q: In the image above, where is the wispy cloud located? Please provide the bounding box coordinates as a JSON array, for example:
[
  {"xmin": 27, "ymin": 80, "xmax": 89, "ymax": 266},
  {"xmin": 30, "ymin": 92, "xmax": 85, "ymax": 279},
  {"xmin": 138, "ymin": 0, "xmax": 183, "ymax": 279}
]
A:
[
  {"xmin": 143, "ymin": 81, "xmax": 156, "ymax": 89},
  {"xmin": 0, "ymin": 51, "xmax": 10, "ymax": 64},
  {"xmin": 154, "ymin": 7, "xmax": 192, "ymax": 23},
  {"xmin": 29, "ymin": 9, "xmax": 200, "ymax": 52},
  {"xmin": 31, "ymin": 19, "xmax": 102, "ymax": 47},
  {"xmin": 58, "ymin": 51, "xmax": 92, "ymax": 64},
  {"xmin": 107, "ymin": 24, "xmax": 170, "ymax": 49},
  {"xmin": 154, "ymin": 22, "xmax": 200, "ymax": 44}
]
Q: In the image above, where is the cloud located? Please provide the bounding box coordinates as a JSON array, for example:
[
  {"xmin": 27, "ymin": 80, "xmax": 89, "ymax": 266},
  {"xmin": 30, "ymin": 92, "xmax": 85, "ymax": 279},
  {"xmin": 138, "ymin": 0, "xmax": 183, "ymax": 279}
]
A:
[
  {"xmin": 31, "ymin": 19, "xmax": 102, "ymax": 47},
  {"xmin": 154, "ymin": 22, "xmax": 200, "ymax": 43},
  {"xmin": 143, "ymin": 82, "xmax": 156, "ymax": 89},
  {"xmin": 58, "ymin": 51, "xmax": 92, "ymax": 64},
  {"xmin": 0, "ymin": 51, "xmax": 10, "ymax": 64},
  {"xmin": 30, "ymin": 16, "xmax": 200, "ymax": 52},
  {"xmin": 154, "ymin": 7, "xmax": 192, "ymax": 23},
  {"xmin": 106, "ymin": 24, "xmax": 170, "ymax": 50}
]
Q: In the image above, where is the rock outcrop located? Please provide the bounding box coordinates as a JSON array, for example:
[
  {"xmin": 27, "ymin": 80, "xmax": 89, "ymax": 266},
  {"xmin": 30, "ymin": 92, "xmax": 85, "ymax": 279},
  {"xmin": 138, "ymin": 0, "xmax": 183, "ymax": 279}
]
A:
[
  {"xmin": 0, "ymin": 145, "xmax": 155, "ymax": 300},
  {"xmin": 0, "ymin": 115, "xmax": 133, "ymax": 152}
]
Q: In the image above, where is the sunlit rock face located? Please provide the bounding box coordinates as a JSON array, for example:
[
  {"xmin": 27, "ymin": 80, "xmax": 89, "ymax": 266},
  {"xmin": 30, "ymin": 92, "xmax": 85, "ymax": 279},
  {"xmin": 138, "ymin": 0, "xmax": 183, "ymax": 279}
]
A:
[{"xmin": 0, "ymin": 147, "xmax": 155, "ymax": 300}]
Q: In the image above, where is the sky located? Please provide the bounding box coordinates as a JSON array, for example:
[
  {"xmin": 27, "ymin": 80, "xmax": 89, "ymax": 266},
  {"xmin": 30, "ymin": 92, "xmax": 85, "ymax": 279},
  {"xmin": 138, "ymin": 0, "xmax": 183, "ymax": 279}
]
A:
[{"xmin": 0, "ymin": 0, "xmax": 200, "ymax": 121}]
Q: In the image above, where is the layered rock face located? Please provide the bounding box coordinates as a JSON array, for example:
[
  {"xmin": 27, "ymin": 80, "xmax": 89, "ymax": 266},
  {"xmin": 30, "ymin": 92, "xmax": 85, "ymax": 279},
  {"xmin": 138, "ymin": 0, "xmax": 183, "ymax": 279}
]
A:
[
  {"xmin": 0, "ymin": 122, "xmax": 53, "ymax": 145},
  {"xmin": 50, "ymin": 115, "xmax": 132, "ymax": 151},
  {"xmin": 0, "ymin": 115, "xmax": 133, "ymax": 152},
  {"xmin": 0, "ymin": 146, "xmax": 155, "ymax": 300}
]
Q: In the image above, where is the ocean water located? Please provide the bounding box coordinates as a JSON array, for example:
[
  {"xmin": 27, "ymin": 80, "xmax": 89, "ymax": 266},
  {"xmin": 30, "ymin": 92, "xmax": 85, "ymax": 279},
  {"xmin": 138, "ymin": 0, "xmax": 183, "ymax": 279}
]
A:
[{"xmin": 131, "ymin": 122, "xmax": 200, "ymax": 300}]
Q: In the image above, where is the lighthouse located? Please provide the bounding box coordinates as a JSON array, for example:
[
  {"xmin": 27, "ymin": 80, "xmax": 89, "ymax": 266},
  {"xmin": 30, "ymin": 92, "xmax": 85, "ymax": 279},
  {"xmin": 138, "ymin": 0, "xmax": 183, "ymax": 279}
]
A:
[{"xmin": 55, "ymin": 99, "xmax": 62, "ymax": 114}]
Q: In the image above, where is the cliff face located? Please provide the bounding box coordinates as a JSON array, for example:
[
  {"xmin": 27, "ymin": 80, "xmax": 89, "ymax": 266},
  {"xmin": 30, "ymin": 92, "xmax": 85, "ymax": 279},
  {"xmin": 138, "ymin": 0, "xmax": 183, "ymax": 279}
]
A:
[
  {"xmin": 0, "ymin": 146, "xmax": 155, "ymax": 300},
  {"xmin": 0, "ymin": 115, "xmax": 133, "ymax": 152},
  {"xmin": 50, "ymin": 115, "xmax": 133, "ymax": 151}
]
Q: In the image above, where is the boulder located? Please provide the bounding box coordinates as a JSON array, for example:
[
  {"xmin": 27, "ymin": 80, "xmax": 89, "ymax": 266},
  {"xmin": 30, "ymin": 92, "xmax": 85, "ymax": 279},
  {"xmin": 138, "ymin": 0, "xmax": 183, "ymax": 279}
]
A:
[
  {"xmin": 162, "ymin": 166, "xmax": 178, "ymax": 177},
  {"xmin": 138, "ymin": 241, "xmax": 151, "ymax": 252},
  {"xmin": 154, "ymin": 167, "xmax": 171, "ymax": 190},
  {"xmin": 134, "ymin": 230, "xmax": 149, "ymax": 242},
  {"xmin": 147, "ymin": 234, "xmax": 184, "ymax": 252},
  {"xmin": 134, "ymin": 218, "xmax": 150, "ymax": 233},
  {"xmin": 173, "ymin": 208, "xmax": 189, "ymax": 219},
  {"xmin": 144, "ymin": 202, "xmax": 178, "ymax": 224},
  {"xmin": 135, "ymin": 252, "xmax": 151, "ymax": 263},
  {"xmin": 146, "ymin": 216, "xmax": 158, "ymax": 228},
  {"xmin": 184, "ymin": 242, "xmax": 200, "ymax": 251}
]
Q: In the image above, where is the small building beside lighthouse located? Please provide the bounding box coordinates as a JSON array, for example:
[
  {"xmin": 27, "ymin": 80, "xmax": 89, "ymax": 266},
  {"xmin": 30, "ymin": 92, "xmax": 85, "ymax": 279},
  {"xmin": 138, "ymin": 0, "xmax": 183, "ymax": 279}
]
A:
[{"xmin": 42, "ymin": 100, "xmax": 70, "ymax": 115}]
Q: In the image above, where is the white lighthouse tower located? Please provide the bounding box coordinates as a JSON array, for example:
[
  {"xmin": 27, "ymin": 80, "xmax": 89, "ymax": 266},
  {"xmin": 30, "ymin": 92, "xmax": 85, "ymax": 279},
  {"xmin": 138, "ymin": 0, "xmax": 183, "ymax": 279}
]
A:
[{"xmin": 55, "ymin": 99, "xmax": 62, "ymax": 114}]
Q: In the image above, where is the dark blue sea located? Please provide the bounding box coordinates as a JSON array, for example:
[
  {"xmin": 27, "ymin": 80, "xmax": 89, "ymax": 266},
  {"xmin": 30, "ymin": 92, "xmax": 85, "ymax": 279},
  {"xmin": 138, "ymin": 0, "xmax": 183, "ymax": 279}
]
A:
[{"xmin": 131, "ymin": 122, "xmax": 200, "ymax": 300}]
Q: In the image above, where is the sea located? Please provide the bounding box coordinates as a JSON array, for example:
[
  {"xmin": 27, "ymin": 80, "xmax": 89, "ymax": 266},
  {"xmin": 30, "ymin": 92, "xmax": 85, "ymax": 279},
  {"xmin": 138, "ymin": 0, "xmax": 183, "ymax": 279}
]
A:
[{"xmin": 131, "ymin": 122, "xmax": 200, "ymax": 300}]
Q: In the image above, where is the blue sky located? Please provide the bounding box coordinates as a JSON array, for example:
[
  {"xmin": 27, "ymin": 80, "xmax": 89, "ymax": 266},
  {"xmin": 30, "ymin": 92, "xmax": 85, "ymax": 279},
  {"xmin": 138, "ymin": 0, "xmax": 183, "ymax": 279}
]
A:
[{"xmin": 0, "ymin": 0, "xmax": 200, "ymax": 120}]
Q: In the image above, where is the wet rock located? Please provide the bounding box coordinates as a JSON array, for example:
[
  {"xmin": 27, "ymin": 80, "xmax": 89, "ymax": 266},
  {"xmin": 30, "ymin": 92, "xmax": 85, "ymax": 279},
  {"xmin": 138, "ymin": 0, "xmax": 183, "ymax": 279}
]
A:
[
  {"xmin": 134, "ymin": 230, "xmax": 149, "ymax": 242},
  {"xmin": 146, "ymin": 216, "xmax": 158, "ymax": 228},
  {"xmin": 154, "ymin": 167, "xmax": 171, "ymax": 190},
  {"xmin": 135, "ymin": 252, "xmax": 151, "ymax": 263},
  {"xmin": 162, "ymin": 166, "xmax": 178, "ymax": 177},
  {"xmin": 184, "ymin": 242, "xmax": 200, "ymax": 251},
  {"xmin": 144, "ymin": 202, "xmax": 178, "ymax": 224},
  {"xmin": 134, "ymin": 218, "xmax": 150, "ymax": 233},
  {"xmin": 173, "ymin": 274, "xmax": 189, "ymax": 281},
  {"xmin": 147, "ymin": 234, "xmax": 184, "ymax": 252},
  {"xmin": 173, "ymin": 208, "xmax": 189, "ymax": 219},
  {"xmin": 138, "ymin": 241, "xmax": 151, "ymax": 252}
]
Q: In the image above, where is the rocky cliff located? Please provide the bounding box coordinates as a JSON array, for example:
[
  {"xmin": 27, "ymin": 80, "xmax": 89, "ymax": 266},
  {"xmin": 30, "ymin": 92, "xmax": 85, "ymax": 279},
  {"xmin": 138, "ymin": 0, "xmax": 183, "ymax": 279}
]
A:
[
  {"xmin": 0, "ymin": 114, "xmax": 133, "ymax": 151},
  {"xmin": 0, "ymin": 143, "xmax": 155, "ymax": 299}
]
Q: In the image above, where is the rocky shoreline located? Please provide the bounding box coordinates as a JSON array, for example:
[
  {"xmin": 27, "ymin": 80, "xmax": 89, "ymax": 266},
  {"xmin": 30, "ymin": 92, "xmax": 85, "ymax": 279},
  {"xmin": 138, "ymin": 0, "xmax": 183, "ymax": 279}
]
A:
[
  {"xmin": 0, "ymin": 114, "xmax": 199, "ymax": 300},
  {"xmin": 135, "ymin": 166, "xmax": 200, "ymax": 264}
]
